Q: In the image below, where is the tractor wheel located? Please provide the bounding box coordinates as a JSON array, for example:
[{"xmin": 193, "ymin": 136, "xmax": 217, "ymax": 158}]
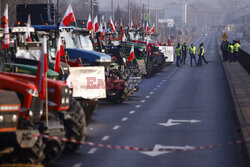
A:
[
  {"xmin": 64, "ymin": 98, "xmax": 87, "ymax": 152},
  {"xmin": 0, "ymin": 119, "xmax": 46, "ymax": 165},
  {"xmin": 43, "ymin": 138, "xmax": 64, "ymax": 164}
]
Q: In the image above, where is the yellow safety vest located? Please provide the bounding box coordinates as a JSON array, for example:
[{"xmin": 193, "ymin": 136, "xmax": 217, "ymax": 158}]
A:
[
  {"xmin": 234, "ymin": 43, "xmax": 240, "ymax": 52},
  {"xmin": 189, "ymin": 46, "xmax": 196, "ymax": 54}
]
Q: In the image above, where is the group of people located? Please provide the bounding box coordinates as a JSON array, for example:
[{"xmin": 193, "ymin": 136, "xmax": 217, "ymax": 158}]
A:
[
  {"xmin": 175, "ymin": 42, "xmax": 208, "ymax": 67},
  {"xmin": 220, "ymin": 40, "xmax": 241, "ymax": 62}
]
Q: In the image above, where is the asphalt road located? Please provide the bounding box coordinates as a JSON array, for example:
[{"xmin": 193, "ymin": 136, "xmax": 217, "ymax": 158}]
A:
[{"xmin": 50, "ymin": 31, "xmax": 243, "ymax": 167}]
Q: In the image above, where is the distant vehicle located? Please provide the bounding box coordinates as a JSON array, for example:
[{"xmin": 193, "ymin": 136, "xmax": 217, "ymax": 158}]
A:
[{"xmin": 202, "ymin": 33, "xmax": 207, "ymax": 36}]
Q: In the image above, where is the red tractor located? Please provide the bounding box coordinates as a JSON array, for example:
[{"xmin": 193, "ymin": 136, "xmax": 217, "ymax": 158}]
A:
[{"xmin": 0, "ymin": 57, "xmax": 86, "ymax": 165}]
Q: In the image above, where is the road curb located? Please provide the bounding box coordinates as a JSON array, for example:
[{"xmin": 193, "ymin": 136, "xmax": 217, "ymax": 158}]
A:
[{"xmin": 217, "ymin": 37, "xmax": 250, "ymax": 165}]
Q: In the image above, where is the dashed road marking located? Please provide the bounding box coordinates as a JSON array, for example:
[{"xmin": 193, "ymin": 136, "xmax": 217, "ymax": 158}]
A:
[
  {"xmin": 154, "ymin": 88, "xmax": 158, "ymax": 91},
  {"xmin": 162, "ymin": 80, "xmax": 166, "ymax": 82},
  {"xmin": 160, "ymin": 82, "xmax": 163, "ymax": 85},
  {"xmin": 101, "ymin": 136, "xmax": 110, "ymax": 141},
  {"xmin": 141, "ymin": 100, "xmax": 146, "ymax": 103},
  {"xmin": 73, "ymin": 163, "xmax": 82, "ymax": 167},
  {"xmin": 150, "ymin": 92, "xmax": 154, "ymax": 95},
  {"xmin": 136, "ymin": 105, "xmax": 141, "ymax": 108},
  {"xmin": 122, "ymin": 117, "xmax": 128, "ymax": 122},
  {"xmin": 146, "ymin": 96, "xmax": 150, "ymax": 99},
  {"xmin": 88, "ymin": 148, "xmax": 98, "ymax": 154},
  {"xmin": 157, "ymin": 85, "xmax": 161, "ymax": 88},
  {"xmin": 113, "ymin": 125, "xmax": 120, "ymax": 130},
  {"xmin": 129, "ymin": 110, "xmax": 135, "ymax": 114}
]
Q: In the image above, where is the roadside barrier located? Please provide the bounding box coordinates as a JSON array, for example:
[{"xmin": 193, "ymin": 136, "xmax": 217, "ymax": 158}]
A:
[{"xmin": 33, "ymin": 133, "xmax": 249, "ymax": 153}]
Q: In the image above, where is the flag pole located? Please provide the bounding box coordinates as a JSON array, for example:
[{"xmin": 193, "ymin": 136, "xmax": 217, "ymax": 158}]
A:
[{"xmin": 45, "ymin": 72, "xmax": 49, "ymax": 131}]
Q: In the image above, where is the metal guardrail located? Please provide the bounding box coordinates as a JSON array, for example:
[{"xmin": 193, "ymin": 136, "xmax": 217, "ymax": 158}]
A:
[{"xmin": 239, "ymin": 48, "xmax": 250, "ymax": 74}]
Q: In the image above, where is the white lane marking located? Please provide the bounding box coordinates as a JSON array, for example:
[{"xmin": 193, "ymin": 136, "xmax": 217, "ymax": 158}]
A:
[
  {"xmin": 162, "ymin": 80, "xmax": 166, "ymax": 82},
  {"xmin": 129, "ymin": 110, "xmax": 135, "ymax": 114},
  {"xmin": 146, "ymin": 96, "xmax": 150, "ymax": 99},
  {"xmin": 150, "ymin": 92, "xmax": 154, "ymax": 95},
  {"xmin": 136, "ymin": 105, "xmax": 141, "ymax": 108},
  {"xmin": 113, "ymin": 125, "xmax": 120, "ymax": 130},
  {"xmin": 72, "ymin": 163, "xmax": 82, "ymax": 167},
  {"xmin": 122, "ymin": 117, "xmax": 128, "ymax": 122},
  {"xmin": 141, "ymin": 100, "xmax": 146, "ymax": 103},
  {"xmin": 157, "ymin": 85, "xmax": 161, "ymax": 88},
  {"xmin": 160, "ymin": 82, "xmax": 163, "ymax": 85},
  {"xmin": 88, "ymin": 148, "xmax": 98, "ymax": 154},
  {"xmin": 101, "ymin": 136, "xmax": 110, "ymax": 141},
  {"xmin": 154, "ymin": 88, "xmax": 158, "ymax": 91}
]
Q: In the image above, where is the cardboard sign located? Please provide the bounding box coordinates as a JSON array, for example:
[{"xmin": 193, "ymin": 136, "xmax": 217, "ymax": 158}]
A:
[
  {"xmin": 68, "ymin": 67, "xmax": 106, "ymax": 99},
  {"xmin": 159, "ymin": 46, "xmax": 174, "ymax": 63}
]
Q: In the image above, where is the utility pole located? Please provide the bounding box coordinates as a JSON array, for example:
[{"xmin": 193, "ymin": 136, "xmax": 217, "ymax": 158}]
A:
[
  {"xmin": 128, "ymin": 0, "xmax": 130, "ymax": 25},
  {"xmin": 91, "ymin": 0, "xmax": 93, "ymax": 20},
  {"xmin": 111, "ymin": 0, "xmax": 114, "ymax": 21}
]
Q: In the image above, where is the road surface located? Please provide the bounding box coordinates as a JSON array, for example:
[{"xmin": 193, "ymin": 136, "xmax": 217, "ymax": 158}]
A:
[{"xmin": 50, "ymin": 31, "xmax": 243, "ymax": 167}]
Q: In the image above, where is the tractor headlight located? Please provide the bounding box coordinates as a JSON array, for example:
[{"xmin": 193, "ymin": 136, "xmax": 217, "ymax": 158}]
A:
[
  {"xmin": 61, "ymin": 98, "xmax": 65, "ymax": 104},
  {"xmin": 65, "ymin": 88, "xmax": 68, "ymax": 94},
  {"xmin": 29, "ymin": 110, "xmax": 33, "ymax": 117},
  {"xmin": 0, "ymin": 115, "xmax": 4, "ymax": 122},
  {"xmin": 12, "ymin": 115, "xmax": 18, "ymax": 122},
  {"xmin": 27, "ymin": 89, "xmax": 38, "ymax": 97},
  {"xmin": 66, "ymin": 97, "xmax": 70, "ymax": 104}
]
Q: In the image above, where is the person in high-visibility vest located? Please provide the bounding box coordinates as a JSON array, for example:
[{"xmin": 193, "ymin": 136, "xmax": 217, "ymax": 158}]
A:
[
  {"xmin": 181, "ymin": 42, "xmax": 188, "ymax": 64},
  {"xmin": 234, "ymin": 40, "xmax": 240, "ymax": 61},
  {"xmin": 228, "ymin": 43, "xmax": 234, "ymax": 62},
  {"xmin": 197, "ymin": 43, "xmax": 207, "ymax": 66},
  {"xmin": 189, "ymin": 44, "xmax": 197, "ymax": 67},
  {"xmin": 175, "ymin": 43, "xmax": 182, "ymax": 66}
]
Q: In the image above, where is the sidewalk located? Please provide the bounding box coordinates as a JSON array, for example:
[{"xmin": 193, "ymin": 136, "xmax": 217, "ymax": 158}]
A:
[{"xmin": 222, "ymin": 61, "xmax": 250, "ymax": 157}]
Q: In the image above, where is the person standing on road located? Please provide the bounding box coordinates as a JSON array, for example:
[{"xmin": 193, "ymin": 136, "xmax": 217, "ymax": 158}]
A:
[
  {"xmin": 181, "ymin": 42, "xmax": 188, "ymax": 64},
  {"xmin": 189, "ymin": 44, "xmax": 197, "ymax": 67},
  {"xmin": 234, "ymin": 40, "xmax": 240, "ymax": 62},
  {"xmin": 197, "ymin": 43, "xmax": 207, "ymax": 66},
  {"xmin": 228, "ymin": 42, "xmax": 234, "ymax": 62},
  {"xmin": 175, "ymin": 43, "xmax": 182, "ymax": 67},
  {"xmin": 220, "ymin": 40, "xmax": 229, "ymax": 61}
]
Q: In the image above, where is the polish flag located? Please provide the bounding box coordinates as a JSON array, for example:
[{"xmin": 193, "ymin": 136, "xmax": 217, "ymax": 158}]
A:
[
  {"xmin": 60, "ymin": 4, "xmax": 76, "ymax": 26},
  {"xmin": 98, "ymin": 22, "xmax": 104, "ymax": 40},
  {"xmin": 146, "ymin": 36, "xmax": 150, "ymax": 54},
  {"xmin": 128, "ymin": 45, "xmax": 135, "ymax": 62},
  {"xmin": 86, "ymin": 14, "xmax": 93, "ymax": 30},
  {"xmin": 146, "ymin": 22, "xmax": 150, "ymax": 32},
  {"xmin": 104, "ymin": 21, "xmax": 107, "ymax": 30},
  {"xmin": 150, "ymin": 23, "xmax": 155, "ymax": 33},
  {"xmin": 143, "ymin": 22, "xmax": 145, "ymax": 31},
  {"xmin": 35, "ymin": 37, "xmax": 48, "ymax": 100},
  {"xmin": 25, "ymin": 15, "xmax": 31, "ymax": 42},
  {"xmin": 131, "ymin": 20, "xmax": 134, "ymax": 29},
  {"xmin": 120, "ymin": 25, "xmax": 124, "ymax": 41},
  {"xmin": 1, "ymin": 4, "xmax": 10, "ymax": 50},
  {"xmin": 138, "ymin": 21, "xmax": 142, "ymax": 28},
  {"xmin": 54, "ymin": 36, "xmax": 65, "ymax": 73},
  {"xmin": 110, "ymin": 17, "xmax": 116, "ymax": 33},
  {"xmin": 93, "ymin": 16, "xmax": 99, "ymax": 32}
]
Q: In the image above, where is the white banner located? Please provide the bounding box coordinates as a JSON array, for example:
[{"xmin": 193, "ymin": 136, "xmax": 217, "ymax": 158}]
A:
[
  {"xmin": 159, "ymin": 46, "xmax": 174, "ymax": 63},
  {"xmin": 68, "ymin": 67, "xmax": 106, "ymax": 99}
]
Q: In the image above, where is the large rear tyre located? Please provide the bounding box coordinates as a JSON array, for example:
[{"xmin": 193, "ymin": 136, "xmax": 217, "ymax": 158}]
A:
[{"xmin": 64, "ymin": 98, "xmax": 87, "ymax": 152}]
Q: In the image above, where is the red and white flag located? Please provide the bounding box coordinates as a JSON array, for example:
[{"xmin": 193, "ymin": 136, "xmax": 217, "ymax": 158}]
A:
[
  {"xmin": 60, "ymin": 4, "xmax": 76, "ymax": 26},
  {"xmin": 128, "ymin": 45, "xmax": 135, "ymax": 62},
  {"xmin": 146, "ymin": 36, "xmax": 150, "ymax": 53},
  {"xmin": 104, "ymin": 21, "xmax": 107, "ymax": 30},
  {"xmin": 150, "ymin": 23, "xmax": 155, "ymax": 33},
  {"xmin": 93, "ymin": 16, "xmax": 99, "ymax": 32},
  {"xmin": 35, "ymin": 37, "xmax": 48, "ymax": 100},
  {"xmin": 86, "ymin": 14, "xmax": 93, "ymax": 30},
  {"xmin": 143, "ymin": 22, "xmax": 145, "ymax": 31},
  {"xmin": 1, "ymin": 4, "xmax": 10, "ymax": 50},
  {"xmin": 25, "ymin": 15, "xmax": 31, "ymax": 42},
  {"xmin": 110, "ymin": 17, "xmax": 116, "ymax": 33},
  {"xmin": 54, "ymin": 36, "xmax": 65, "ymax": 74},
  {"xmin": 131, "ymin": 20, "xmax": 134, "ymax": 29},
  {"xmin": 146, "ymin": 22, "xmax": 150, "ymax": 32}
]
